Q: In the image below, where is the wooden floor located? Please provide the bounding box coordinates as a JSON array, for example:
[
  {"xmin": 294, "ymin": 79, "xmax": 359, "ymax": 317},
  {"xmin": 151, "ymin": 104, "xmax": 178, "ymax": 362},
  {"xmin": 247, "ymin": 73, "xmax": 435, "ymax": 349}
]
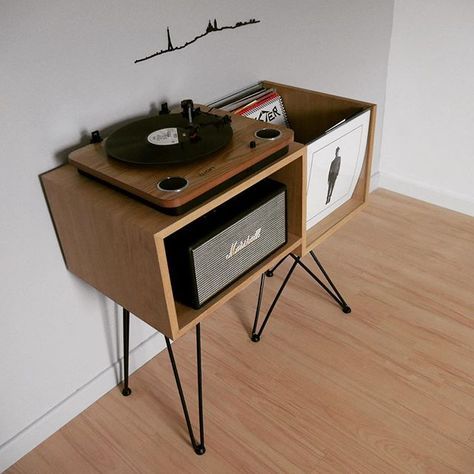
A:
[{"xmin": 9, "ymin": 189, "xmax": 474, "ymax": 473}]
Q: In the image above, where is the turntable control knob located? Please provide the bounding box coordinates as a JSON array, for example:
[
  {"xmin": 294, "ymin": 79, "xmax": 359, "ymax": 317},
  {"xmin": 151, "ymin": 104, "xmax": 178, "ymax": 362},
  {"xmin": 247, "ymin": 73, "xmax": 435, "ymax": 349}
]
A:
[{"xmin": 157, "ymin": 177, "xmax": 188, "ymax": 192}]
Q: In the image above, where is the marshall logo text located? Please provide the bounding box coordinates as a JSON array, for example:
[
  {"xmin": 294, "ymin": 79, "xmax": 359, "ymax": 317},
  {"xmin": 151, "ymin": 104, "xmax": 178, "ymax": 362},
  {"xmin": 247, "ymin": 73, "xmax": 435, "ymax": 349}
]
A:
[{"xmin": 225, "ymin": 228, "xmax": 262, "ymax": 260}]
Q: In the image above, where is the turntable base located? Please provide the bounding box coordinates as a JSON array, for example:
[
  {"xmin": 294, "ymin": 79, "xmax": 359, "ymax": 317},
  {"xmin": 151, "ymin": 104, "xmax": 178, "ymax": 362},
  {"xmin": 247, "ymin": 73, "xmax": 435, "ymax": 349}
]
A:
[{"xmin": 69, "ymin": 108, "xmax": 294, "ymax": 214}]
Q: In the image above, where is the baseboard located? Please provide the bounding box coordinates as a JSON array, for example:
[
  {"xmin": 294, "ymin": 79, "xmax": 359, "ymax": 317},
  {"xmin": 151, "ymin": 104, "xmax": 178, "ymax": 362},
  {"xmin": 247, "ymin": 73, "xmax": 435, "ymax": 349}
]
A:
[
  {"xmin": 0, "ymin": 331, "xmax": 166, "ymax": 472},
  {"xmin": 377, "ymin": 171, "xmax": 474, "ymax": 216}
]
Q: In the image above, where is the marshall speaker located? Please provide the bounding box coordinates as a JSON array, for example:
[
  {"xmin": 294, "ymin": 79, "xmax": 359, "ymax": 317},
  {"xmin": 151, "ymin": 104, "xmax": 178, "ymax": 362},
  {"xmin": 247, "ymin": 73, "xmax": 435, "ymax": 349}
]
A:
[{"xmin": 165, "ymin": 179, "xmax": 287, "ymax": 309}]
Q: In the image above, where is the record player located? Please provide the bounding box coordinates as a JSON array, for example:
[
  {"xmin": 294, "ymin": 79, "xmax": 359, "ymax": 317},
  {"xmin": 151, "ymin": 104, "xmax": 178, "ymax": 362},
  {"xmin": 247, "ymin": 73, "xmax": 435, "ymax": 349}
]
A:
[{"xmin": 69, "ymin": 100, "xmax": 294, "ymax": 214}]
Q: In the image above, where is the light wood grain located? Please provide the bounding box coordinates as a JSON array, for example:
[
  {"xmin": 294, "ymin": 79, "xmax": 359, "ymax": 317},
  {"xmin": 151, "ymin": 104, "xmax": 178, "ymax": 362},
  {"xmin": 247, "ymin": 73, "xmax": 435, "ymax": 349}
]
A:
[
  {"xmin": 263, "ymin": 81, "xmax": 372, "ymax": 144},
  {"xmin": 42, "ymin": 145, "xmax": 305, "ymax": 339},
  {"xmin": 270, "ymin": 147, "xmax": 306, "ymax": 250},
  {"xmin": 41, "ymin": 165, "xmax": 177, "ymax": 337},
  {"xmin": 9, "ymin": 189, "xmax": 474, "ymax": 473}
]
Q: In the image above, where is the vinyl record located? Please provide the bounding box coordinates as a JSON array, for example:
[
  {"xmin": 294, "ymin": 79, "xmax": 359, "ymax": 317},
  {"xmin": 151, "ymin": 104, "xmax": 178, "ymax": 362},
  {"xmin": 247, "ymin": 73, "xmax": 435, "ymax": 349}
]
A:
[{"xmin": 105, "ymin": 112, "xmax": 233, "ymax": 165}]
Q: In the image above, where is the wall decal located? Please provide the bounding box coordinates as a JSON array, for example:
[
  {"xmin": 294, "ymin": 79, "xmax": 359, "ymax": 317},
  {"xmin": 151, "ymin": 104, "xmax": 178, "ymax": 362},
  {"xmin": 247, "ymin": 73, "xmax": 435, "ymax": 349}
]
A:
[{"xmin": 135, "ymin": 18, "xmax": 260, "ymax": 63}]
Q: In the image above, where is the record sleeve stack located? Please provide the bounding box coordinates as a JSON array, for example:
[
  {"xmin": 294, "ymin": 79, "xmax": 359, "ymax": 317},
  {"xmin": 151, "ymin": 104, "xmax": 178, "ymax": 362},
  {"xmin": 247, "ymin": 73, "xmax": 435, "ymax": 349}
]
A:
[{"xmin": 207, "ymin": 83, "xmax": 290, "ymax": 128}]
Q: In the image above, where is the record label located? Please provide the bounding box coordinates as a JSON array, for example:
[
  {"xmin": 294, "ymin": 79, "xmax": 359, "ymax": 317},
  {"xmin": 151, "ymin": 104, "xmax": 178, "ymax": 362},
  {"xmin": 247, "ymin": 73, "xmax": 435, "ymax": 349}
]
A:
[{"xmin": 147, "ymin": 128, "xmax": 179, "ymax": 146}]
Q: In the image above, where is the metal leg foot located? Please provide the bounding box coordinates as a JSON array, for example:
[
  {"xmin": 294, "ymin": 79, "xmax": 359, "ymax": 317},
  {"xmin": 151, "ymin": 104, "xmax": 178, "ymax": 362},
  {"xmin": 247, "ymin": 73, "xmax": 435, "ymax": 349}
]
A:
[
  {"xmin": 122, "ymin": 308, "xmax": 132, "ymax": 396},
  {"xmin": 251, "ymin": 256, "xmax": 299, "ymax": 341},
  {"xmin": 165, "ymin": 324, "xmax": 205, "ymax": 455}
]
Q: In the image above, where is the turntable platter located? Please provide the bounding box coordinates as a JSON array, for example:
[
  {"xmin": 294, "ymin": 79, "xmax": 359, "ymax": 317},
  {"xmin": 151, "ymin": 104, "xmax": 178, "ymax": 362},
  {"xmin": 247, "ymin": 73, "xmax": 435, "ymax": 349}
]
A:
[{"xmin": 105, "ymin": 112, "xmax": 233, "ymax": 165}]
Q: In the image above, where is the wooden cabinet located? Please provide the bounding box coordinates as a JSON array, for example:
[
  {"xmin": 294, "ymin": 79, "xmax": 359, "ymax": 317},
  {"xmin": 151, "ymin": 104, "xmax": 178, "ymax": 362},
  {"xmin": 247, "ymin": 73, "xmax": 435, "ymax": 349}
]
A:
[
  {"xmin": 41, "ymin": 82, "xmax": 375, "ymax": 340},
  {"xmin": 42, "ymin": 143, "xmax": 305, "ymax": 340}
]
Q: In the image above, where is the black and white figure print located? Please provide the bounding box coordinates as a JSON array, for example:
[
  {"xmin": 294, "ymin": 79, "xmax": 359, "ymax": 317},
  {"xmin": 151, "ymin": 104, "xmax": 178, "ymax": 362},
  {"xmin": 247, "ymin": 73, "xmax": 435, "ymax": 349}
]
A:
[
  {"xmin": 326, "ymin": 146, "xmax": 341, "ymax": 204},
  {"xmin": 306, "ymin": 109, "xmax": 371, "ymax": 230}
]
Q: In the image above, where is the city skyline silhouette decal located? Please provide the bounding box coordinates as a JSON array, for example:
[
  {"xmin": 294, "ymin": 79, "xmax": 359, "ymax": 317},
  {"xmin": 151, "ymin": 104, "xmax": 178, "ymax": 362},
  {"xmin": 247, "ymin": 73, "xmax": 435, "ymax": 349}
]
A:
[{"xmin": 135, "ymin": 18, "xmax": 260, "ymax": 63}]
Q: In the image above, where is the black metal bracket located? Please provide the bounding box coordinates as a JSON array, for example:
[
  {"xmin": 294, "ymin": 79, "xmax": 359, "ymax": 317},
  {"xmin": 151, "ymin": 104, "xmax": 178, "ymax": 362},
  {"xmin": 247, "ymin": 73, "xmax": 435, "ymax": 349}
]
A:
[
  {"xmin": 251, "ymin": 251, "xmax": 351, "ymax": 342},
  {"xmin": 90, "ymin": 130, "xmax": 102, "ymax": 144},
  {"xmin": 299, "ymin": 251, "xmax": 351, "ymax": 314},
  {"xmin": 251, "ymin": 256, "xmax": 299, "ymax": 342},
  {"xmin": 121, "ymin": 310, "xmax": 205, "ymax": 455}
]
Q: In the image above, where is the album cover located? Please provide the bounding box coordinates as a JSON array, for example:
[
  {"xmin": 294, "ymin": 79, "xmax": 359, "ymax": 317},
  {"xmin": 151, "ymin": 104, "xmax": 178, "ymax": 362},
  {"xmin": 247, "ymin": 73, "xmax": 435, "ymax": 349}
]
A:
[
  {"xmin": 235, "ymin": 92, "xmax": 289, "ymax": 127},
  {"xmin": 306, "ymin": 108, "xmax": 371, "ymax": 229}
]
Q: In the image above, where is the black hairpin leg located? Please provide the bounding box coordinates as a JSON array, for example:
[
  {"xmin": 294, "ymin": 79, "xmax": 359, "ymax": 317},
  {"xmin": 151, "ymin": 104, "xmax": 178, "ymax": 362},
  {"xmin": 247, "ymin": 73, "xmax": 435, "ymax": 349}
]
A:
[
  {"xmin": 165, "ymin": 324, "xmax": 205, "ymax": 455},
  {"xmin": 251, "ymin": 256, "xmax": 299, "ymax": 342},
  {"xmin": 294, "ymin": 251, "xmax": 351, "ymax": 314},
  {"xmin": 122, "ymin": 308, "xmax": 132, "ymax": 396}
]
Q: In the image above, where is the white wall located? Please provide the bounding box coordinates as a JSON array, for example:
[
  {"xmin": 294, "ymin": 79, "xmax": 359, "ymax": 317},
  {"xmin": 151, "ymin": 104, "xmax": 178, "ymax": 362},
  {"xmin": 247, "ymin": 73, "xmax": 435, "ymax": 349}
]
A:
[
  {"xmin": 379, "ymin": 0, "xmax": 474, "ymax": 215},
  {"xmin": 0, "ymin": 1, "xmax": 393, "ymax": 469}
]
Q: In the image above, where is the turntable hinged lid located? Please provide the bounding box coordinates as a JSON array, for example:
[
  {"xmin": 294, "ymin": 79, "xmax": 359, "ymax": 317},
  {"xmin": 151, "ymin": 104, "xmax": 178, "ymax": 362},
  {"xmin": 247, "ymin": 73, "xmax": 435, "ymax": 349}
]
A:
[{"xmin": 69, "ymin": 105, "xmax": 294, "ymax": 214}]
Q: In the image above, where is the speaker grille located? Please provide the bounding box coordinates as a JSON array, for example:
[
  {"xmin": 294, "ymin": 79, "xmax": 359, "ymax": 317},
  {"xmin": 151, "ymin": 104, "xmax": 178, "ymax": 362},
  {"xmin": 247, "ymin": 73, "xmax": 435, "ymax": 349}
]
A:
[
  {"xmin": 192, "ymin": 191, "xmax": 286, "ymax": 305},
  {"xmin": 165, "ymin": 179, "xmax": 287, "ymax": 309}
]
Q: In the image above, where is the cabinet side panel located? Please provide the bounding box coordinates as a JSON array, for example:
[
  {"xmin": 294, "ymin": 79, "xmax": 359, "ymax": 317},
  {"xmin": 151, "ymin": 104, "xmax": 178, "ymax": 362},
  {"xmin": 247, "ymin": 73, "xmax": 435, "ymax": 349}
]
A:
[
  {"xmin": 264, "ymin": 81, "xmax": 367, "ymax": 144},
  {"xmin": 41, "ymin": 165, "xmax": 173, "ymax": 336},
  {"xmin": 364, "ymin": 105, "xmax": 377, "ymax": 200},
  {"xmin": 270, "ymin": 150, "xmax": 305, "ymax": 249}
]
